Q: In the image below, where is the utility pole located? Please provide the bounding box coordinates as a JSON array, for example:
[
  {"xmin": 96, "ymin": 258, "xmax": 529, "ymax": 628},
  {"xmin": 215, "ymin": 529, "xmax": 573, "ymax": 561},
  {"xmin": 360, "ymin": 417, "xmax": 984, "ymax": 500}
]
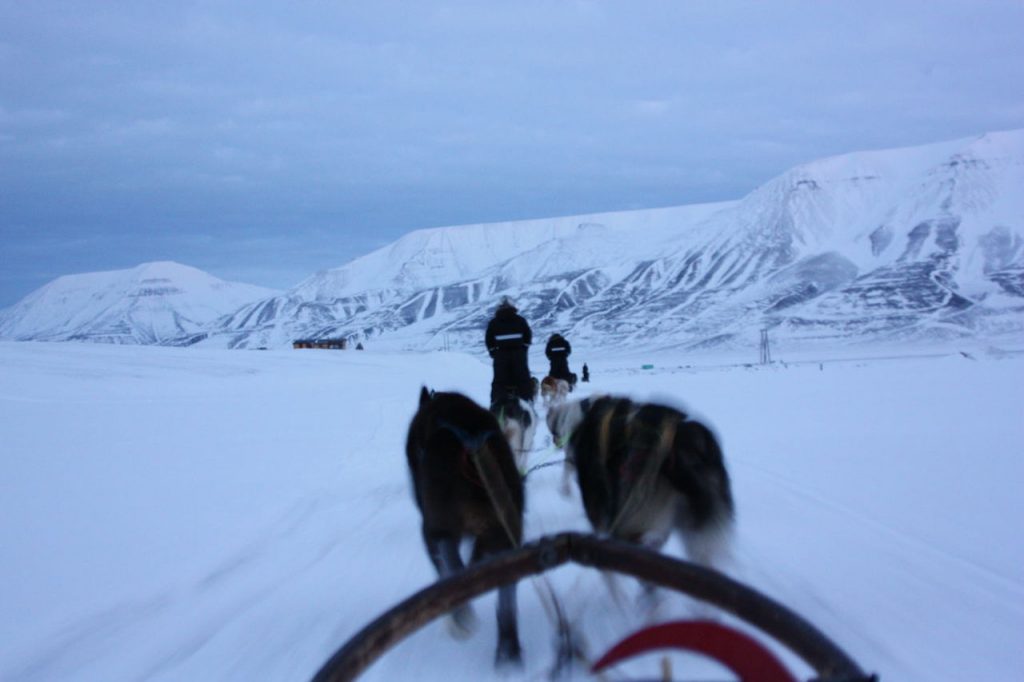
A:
[{"xmin": 759, "ymin": 329, "xmax": 772, "ymax": 365}]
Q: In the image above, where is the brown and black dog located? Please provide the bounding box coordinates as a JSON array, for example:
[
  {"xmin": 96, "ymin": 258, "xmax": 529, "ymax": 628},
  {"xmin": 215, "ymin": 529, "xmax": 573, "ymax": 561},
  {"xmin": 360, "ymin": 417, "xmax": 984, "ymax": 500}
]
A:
[
  {"xmin": 405, "ymin": 387, "xmax": 524, "ymax": 667},
  {"xmin": 539, "ymin": 375, "xmax": 571, "ymax": 406}
]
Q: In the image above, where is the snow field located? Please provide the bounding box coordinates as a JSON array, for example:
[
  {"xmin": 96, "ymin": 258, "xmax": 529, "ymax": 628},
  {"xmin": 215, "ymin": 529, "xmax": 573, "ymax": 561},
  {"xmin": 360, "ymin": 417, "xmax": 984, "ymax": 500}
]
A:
[{"xmin": 0, "ymin": 342, "xmax": 1021, "ymax": 681}]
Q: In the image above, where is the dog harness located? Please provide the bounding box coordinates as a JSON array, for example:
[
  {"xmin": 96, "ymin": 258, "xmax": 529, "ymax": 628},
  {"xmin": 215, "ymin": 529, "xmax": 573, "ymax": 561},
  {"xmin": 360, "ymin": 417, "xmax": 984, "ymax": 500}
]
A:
[{"xmin": 435, "ymin": 419, "xmax": 494, "ymax": 488}]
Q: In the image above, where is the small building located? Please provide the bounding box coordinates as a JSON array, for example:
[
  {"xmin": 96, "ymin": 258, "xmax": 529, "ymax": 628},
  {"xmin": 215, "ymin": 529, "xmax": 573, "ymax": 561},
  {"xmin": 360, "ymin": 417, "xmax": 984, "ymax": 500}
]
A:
[{"xmin": 292, "ymin": 338, "xmax": 347, "ymax": 350}]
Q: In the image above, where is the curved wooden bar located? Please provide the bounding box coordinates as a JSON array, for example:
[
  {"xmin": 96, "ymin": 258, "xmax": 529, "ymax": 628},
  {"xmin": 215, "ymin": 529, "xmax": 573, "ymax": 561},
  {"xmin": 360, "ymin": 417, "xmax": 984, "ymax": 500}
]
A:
[{"xmin": 311, "ymin": 533, "xmax": 869, "ymax": 682}]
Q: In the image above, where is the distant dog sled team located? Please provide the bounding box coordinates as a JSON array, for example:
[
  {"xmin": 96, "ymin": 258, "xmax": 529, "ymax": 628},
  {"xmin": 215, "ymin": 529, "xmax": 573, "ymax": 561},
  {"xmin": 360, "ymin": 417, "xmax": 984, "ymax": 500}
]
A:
[{"xmin": 404, "ymin": 297, "xmax": 734, "ymax": 668}]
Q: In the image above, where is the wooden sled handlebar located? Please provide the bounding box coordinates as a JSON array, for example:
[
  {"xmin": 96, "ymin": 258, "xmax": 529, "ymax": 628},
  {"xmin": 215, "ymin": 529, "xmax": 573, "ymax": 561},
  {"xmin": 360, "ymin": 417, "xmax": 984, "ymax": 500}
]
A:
[{"xmin": 311, "ymin": 532, "xmax": 870, "ymax": 682}]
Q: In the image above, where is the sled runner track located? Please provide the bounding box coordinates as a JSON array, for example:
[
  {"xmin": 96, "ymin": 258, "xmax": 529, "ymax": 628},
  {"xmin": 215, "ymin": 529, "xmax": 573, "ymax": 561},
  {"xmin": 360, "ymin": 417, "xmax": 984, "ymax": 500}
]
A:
[
  {"xmin": 738, "ymin": 460, "xmax": 1024, "ymax": 595},
  {"xmin": 311, "ymin": 532, "xmax": 872, "ymax": 682}
]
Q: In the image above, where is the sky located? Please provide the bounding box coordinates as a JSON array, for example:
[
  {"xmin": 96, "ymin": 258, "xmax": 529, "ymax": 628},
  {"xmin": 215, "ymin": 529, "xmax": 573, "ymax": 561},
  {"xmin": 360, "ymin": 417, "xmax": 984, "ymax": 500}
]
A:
[{"xmin": 2, "ymin": 1, "xmax": 1023, "ymax": 308}]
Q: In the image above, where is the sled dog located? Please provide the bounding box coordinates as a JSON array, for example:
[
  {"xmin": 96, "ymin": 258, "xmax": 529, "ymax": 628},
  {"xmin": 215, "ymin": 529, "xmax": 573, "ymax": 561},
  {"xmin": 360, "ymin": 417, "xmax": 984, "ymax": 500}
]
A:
[
  {"xmin": 406, "ymin": 387, "xmax": 524, "ymax": 666},
  {"xmin": 540, "ymin": 375, "xmax": 571, "ymax": 406},
  {"xmin": 490, "ymin": 390, "xmax": 537, "ymax": 471},
  {"xmin": 547, "ymin": 395, "xmax": 734, "ymax": 566}
]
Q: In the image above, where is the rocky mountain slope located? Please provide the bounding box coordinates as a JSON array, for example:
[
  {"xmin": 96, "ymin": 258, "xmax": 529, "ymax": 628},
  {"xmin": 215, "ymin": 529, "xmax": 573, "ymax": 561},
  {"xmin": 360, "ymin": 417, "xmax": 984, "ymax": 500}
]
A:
[
  {"xmin": 205, "ymin": 130, "xmax": 1024, "ymax": 353},
  {"xmin": 3, "ymin": 130, "xmax": 1021, "ymax": 354}
]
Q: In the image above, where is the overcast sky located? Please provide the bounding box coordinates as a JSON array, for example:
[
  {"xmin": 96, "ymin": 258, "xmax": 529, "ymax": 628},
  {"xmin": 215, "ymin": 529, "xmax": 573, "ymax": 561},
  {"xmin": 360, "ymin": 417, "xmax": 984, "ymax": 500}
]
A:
[{"xmin": 2, "ymin": 1, "xmax": 1023, "ymax": 306}]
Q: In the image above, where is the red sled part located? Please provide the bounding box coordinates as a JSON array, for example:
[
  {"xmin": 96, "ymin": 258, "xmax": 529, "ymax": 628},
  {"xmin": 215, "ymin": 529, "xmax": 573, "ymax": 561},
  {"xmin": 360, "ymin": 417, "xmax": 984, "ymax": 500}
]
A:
[{"xmin": 592, "ymin": 619, "xmax": 799, "ymax": 682}]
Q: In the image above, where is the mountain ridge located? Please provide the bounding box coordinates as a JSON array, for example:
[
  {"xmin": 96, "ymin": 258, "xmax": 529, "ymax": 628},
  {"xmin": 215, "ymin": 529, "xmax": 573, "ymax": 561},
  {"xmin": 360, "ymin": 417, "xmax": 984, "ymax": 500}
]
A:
[
  {"xmin": 0, "ymin": 261, "xmax": 279, "ymax": 344},
  {"xmin": 3, "ymin": 129, "xmax": 1022, "ymax": 353}
]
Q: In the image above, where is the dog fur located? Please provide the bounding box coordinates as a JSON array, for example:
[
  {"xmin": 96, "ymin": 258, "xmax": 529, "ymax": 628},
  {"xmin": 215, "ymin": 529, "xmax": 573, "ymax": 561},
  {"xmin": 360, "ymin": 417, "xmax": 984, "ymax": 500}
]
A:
[
  {"xmin": 546, "ymin": 395, "xmax": 591, "ymax": 497},
  {"xmin": 547, "ymin": 395, "xmax": 734, "ymax": 566},
  {"xmin": 406, "ymin": 387, "xmax": 524, "ymax": 666},
  {"xmin": 490, "ymin": 392, "xmax": 537, "ymax": 471},
  {"xmin": 540, "ymin": 375, "xmax": 571, "ymax": 406}
]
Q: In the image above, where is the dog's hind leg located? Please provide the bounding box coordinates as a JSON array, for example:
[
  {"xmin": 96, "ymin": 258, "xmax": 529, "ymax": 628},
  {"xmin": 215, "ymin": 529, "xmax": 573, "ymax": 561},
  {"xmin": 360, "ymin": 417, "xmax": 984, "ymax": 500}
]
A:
[
  {"xmin": 472, "ymin": 529, "xmax": 522, "ymax": 667},
  {"xmin": 423, "ymin": 526, "xmax": 465, "ymax": 577},
  {"xmin": 559, "ymin": 458, "xmax": 575, "ymax": 498},
  {"xmin": 424, "ymin": 528, "xmax": 478, "ymax": 637},
  {"xmin": 619, "ymin": 528, "xmax": 671, "ymax": 612},
  {"xmin": 494, "ymin": 583, "xmax": 521, "ymax": 666}
]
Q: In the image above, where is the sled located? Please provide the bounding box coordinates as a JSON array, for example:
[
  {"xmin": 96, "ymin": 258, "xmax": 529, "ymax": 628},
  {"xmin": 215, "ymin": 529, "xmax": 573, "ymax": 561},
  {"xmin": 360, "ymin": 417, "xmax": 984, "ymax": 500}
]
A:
[{"xmin": 311, "ymin": 532, "xmax": 876, "ymax": 681}]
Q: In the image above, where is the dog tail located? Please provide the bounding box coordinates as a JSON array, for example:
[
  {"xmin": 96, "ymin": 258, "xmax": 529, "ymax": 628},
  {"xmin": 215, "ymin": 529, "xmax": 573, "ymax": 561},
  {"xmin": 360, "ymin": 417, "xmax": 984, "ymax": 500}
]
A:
[
  {"xmin": 667, "ymin": 420, "xmax": 735, "ymax": 565},
  {"xmin": 671, "ymin": 421, "xmax": 734, "ymax": 519}
]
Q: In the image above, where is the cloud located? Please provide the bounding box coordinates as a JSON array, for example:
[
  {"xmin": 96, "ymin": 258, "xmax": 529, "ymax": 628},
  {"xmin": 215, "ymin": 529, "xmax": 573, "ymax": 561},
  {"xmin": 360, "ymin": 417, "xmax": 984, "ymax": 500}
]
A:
[{"xmin": 0, "ymin": 0, "xmax": 1022, "ymax": 306}]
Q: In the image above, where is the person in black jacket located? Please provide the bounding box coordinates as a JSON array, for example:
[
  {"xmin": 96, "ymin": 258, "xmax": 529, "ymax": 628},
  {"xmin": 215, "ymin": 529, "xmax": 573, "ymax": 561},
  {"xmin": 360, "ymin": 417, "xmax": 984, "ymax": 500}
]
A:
[
  {"xmin": 485, "ymin": 298, "xmax": 533, "ymax": 405},
  {"xmin": 545, "ymin": 333, "xmax": 575, "ymax": 386}
]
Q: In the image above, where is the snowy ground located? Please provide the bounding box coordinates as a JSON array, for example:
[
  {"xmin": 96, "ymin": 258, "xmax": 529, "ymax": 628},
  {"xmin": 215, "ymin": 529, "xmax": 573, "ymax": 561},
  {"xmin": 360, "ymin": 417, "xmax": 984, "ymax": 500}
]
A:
[{"xmin": 0, "ymin": 341, "xmax": 1021, "ymax": 681}]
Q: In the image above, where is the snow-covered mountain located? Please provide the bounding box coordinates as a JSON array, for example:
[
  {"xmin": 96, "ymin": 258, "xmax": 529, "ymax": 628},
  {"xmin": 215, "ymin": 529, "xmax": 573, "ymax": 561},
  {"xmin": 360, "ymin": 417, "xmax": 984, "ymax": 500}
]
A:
[
  {"xmin": 4, "ymin": 130, "xmax": 1022, "ymax": 353},
  {"xmin": 205, "ymin": 129, "xmax": 1024, "ymax": 352},
  {"xmin": 206, "ymin": 201, "xmax": 734, "ymax": 350},
  {"xmin": 0, "ymin": 262, "xmax": 278, "ymax": 344}
]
